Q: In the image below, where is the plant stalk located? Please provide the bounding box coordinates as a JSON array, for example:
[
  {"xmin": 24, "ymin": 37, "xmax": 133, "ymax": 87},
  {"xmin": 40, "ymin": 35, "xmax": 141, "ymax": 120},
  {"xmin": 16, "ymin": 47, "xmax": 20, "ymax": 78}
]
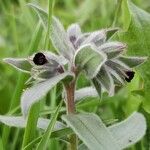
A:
[{"xmin": 65, "ymin": 80, "xmax": 77, "ymax": 150}]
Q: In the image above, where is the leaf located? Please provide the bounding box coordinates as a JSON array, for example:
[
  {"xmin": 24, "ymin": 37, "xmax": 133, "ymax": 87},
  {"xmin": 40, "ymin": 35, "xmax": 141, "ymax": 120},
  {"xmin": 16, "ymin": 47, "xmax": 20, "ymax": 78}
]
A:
[
  {"xmin": 78, "ymin": 144, "xmax": 89, "ymax": 150},
  {"xmin": 0, "ymin": 116, "xmax": 25, "ymax": 128},
  {"xmin": 0, "ymin": 137, "xmax": 4, "ymax": 150},
  {"xmin": 37, "ymin": 118, "xmax": 65, "ymax": 131},
  {"xmin": 28, "ymin": 3, "xmax": 75, "ymax": 60},
  {"xmin": 92, "ymin": 77, "xmax": 102, "ymax": 98},
  {"xmin": 98, "ymin": 42, "xmax": 126, "ymax": 59},
  {"xmin": 74, "ymin": 44, "xmax": 107, "ymax": 78},
  {"xmin": 36, "ymin": 101, "xmax": 62, "ymax": 150},
  {"xmin": 106, "ymin": 65, "xmax": 124, "ymax": 84},
  {"xmin": 96, "ymin": 66, "xmax": 114, "ymax": 96},
  {"xmin": 24, "ymin": 112, "xmax": 146, "ymax": 150},
  {"xmin": 22, "ymin": 102, "xmax": 40, "ymax": 148},
  {"xmin": 62, "ymin": 113, "xmax": 120, "ymax": 150},
  {"xmin": 75, "ymin": 87, "xmax": 98, "ymax": 102},
  {"xmin": 106, "ymin": 28, "xmax": 119, "ymax": 40},
  {"xmin": 119, "ymin": 0, "xmax": 150, "ymax": 112},
  {"xmin": 118, "ymin": 56, "xmax": 147, "ymax": 68},
  {"xmin": 50, "ymin": 16, "xmax": 75, "ymax": 60},
  {"xmin": 23, "ymin": 128, "xmax": 72, "ymax": 150},
  {"xmin": 43, "ymin": 51, "xmax": 68, "ymax": 66},
  {"xmin": 3, "ymin": 58, "xmax": 32, "ymax": 73},
  {"xmin": 108, "ymin": 112, "xmax": 146, "ymax": 149},
  {"xmin": 21, "ymin": 72, "xmax": 72, "ymax": 116},
  {"xmin": 82, "ymin": 30, "xmax": 106, "ymax": 47},
  {"xmin": 28, "ymin": 3, "xmax": 48, "ymax": 28},
  {"xmin": 0, "ymin": 115, "xmax": 64, "ymax": 130}
]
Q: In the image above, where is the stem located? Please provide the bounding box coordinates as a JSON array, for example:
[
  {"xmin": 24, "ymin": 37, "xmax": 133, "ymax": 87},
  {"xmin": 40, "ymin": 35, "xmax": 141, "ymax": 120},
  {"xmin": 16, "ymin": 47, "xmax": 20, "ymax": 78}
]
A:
[
  {"xmin": 65, "ymin": 80, "xmax": 77, "ymax": 150},
  {"xmin": 65, "ymin": 81, "xmax": 76, "ymax": 114}
]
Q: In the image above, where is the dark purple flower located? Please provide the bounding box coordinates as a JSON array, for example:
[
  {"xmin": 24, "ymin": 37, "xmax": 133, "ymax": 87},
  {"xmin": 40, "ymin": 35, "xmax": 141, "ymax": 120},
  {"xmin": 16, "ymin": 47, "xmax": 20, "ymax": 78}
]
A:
[
  {"xmin": 33, "ymin": 52, "xmax": 47, "ymax": 65},
  {"xmin": 125, "ymin": 71, "xmax": 135, "ymax": 82}
]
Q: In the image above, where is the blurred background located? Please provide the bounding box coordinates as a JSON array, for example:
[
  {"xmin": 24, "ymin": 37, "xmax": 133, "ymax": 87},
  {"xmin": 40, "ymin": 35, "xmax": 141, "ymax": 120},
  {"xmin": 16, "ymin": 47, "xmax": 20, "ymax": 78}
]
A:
[{"xmin": 0, "ymin": 0, "xmax": 150, "ymax": 149}]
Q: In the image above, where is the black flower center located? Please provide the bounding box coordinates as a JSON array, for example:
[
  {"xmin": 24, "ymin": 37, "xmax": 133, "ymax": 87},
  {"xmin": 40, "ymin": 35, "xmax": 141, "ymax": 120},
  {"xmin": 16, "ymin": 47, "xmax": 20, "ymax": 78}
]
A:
[
  {"xmin": 33, "ymin": 52, "xmax": 47, "ymax": 65},
  {"xmin": 125, "ymin": 71, "xmax": 135, "ymax": 82}
]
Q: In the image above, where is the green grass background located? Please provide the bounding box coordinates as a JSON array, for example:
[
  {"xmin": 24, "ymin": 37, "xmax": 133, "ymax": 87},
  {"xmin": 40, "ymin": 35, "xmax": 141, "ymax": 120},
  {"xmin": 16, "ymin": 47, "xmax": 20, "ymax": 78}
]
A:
[{"xmin": 0, "ymin": 0, "xmax": 150, "ymax": 149}]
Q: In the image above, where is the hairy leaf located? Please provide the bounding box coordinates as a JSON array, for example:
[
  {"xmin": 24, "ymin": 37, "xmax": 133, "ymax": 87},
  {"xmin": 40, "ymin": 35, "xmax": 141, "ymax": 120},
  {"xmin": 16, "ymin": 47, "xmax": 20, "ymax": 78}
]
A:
[
  {"xmin": 62, "ymin": 113, "xmax": 120, "ymax": 150},
  {"xmin": 3, "ymin": 58, "xmax": 32, "ymax": 73},
  {"xmin": 21, "ymin": 72, "xmax": 72, "ymax": 116},
  {"xmin": 75, "ymin": 87, "xmax": 98, "ymax": 102},
  {"xmin": 50, "ymin": 16, "xmax": 75, "ymax": 60},
  {"xmin": 108, "ymin": 112, "xmax": 146, "ymax": 149},
  {"xmin": 74, "ymin": 44, "xmax": 106, "ymax": 78},
  {"xmin": 118, "ymin": 56, "xmax": 147, "ymax": 68},
  {"xmin": 0, "ymin": 115, "xmax": 64, "ymax": 131}
]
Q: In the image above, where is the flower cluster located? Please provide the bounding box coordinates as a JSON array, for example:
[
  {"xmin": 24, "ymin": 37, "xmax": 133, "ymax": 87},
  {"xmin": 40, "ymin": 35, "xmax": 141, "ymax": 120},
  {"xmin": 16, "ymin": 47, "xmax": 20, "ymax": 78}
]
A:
[{"xmin": 4, "ymin": 16, "xmax": 146, "ymax": 108}]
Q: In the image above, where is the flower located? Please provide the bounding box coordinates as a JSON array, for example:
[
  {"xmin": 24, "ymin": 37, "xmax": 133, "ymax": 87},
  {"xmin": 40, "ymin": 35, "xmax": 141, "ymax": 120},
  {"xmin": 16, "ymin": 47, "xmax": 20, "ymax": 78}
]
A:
[{"xmin": 63, "ymin": 20, "xmax": 147, "ymax": 97}]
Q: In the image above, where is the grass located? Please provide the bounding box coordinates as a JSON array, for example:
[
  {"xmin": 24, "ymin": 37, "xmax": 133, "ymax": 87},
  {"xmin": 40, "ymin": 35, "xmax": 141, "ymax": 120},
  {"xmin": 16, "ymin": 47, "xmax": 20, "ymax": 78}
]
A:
[{"xmin": 0, "ymin": 0, "xmax": 150, "ymax": 149}]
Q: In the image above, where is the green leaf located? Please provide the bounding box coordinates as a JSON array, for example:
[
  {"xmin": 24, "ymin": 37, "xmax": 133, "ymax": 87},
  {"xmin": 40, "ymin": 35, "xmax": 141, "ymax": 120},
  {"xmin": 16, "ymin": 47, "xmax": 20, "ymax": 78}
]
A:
[
  {"xmin": 108, "ymin": 112, "xmax": 146, "ymax": 149},
  {"xmin": 118, "ymin": 56, "xmax": 147, "ymax": 68},
  {"xmin": 23, "ymin": 127, "xmax": 72, "ymax": 150},
  {"xmin": 119, "ymin": 0, "xmax": 150, "ymax": 112},
  {"xmin": 0, "ymin": 137, "xmax": 4, "ymax": 150},
  {"xmin": 106, "ymin": 28, "xmax": 119, "ymax": 40},
  {"xmin": 62, "ymin": 112, "xmax": 146, "ymax": 150},
  {"xmin": 28, "ymin": 3, "xmax": 74, "ymax": 61},
  {"xmin": 74, "ymin": 44, "xmax": 107, "ymax": 78},
  {"xmin": 22, "ymin": 103, "xmax": 40, "ymax": 149},
  {"xmin": 98, "ymin": 42, "xmax": 126, "ymax": 59},
  {"xmin": 96, "ymin": 66, "xmax": 114, "ymax": 96},
  {"xmin": 0, "ymin": 115, "xmax": 65, "ymax": 131},
  {"xmin": 36, "ymin": 101, "xmax": 62, "ymax": 150},
  {"xmin": 3, "ymin": 58, "xmax": 32, "ymax": 73},
  {"xmin": 92, "ymin": 77, "xmax": 102, "ymax": 98},
  {"xmin": 21, "ymin": 72, "xmax": 72, "ymax": 116},
  {"xmin": 75, "ymin": 87, "xmax": 98, "ymax": 102},
  {"xmin": 28, "ymin": 3, "xmax": 48, "ymax": 28},
  {"xmin": 62, "ymin": 113, "xmax": 120, "ymax": 150},
  {"xmin": 50, "ymin": 16, "xmax": 75, "ymax": 60}
]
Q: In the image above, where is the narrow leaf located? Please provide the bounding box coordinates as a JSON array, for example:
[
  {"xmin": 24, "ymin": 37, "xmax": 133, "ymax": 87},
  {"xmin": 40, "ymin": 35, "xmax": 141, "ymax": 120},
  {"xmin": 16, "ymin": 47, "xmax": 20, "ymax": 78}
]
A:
[
  {"xmin": 0, "ymin": 115, "xmax": 64, "ymax": 131},
  {"xmin": 118, "ymin": 56, "xmax": 147, "ymax": 68},
  {"xmin": 23, "ymin": 127, "xmax": 72, "ymax": 150},
  {"xmin": 92, "ymin": 77, "xmax": 102, "ymax": 98},
  {"xmin": 106, "ymin": 28, "xmax": 119, "ymax": 40},
  {"xmin": 28, "ymin": 3, "xmax": 48, "ymax": 28},
  {"xmin": 75, "ymin": 87, "xmax": 98, "ymax": 102},
  {"xmin": 0, "ymin": 116, "xmax": 25, "ymax": 128},
  {"xmin": 50, "ymin": 16, "xmax": 75, "ymax": 60},
  {"xmin": 98, "ymin": 42, "xmax": 126, "ymax": 59},
  {"xmin": 82, "ymin": 30, "xmax": 106, "ymax": 46},
  {"xmin": 28, "ymin": 3, "xmax": 74, "ymax": 60},
  {"xmin": 22, "ymin": 102, "xmax": 40, "ymax": 148},
  {"xmin": 74, "ymin": 44, "xmax": 106, "ymax": 78},
  {"xmin": 96, "ymin": 66, "xmax": 114, "ymax": 96},
  {"xmin": 3, "ymin": 58, "xmax": 32, "ymax": 73},
  {"xmin": 36, "ymin": 101, "xmax": 62, "ymax": 150},
  {"xmin": 21, "ymin": 72, "xmax": 72, "ymax": 116}
]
